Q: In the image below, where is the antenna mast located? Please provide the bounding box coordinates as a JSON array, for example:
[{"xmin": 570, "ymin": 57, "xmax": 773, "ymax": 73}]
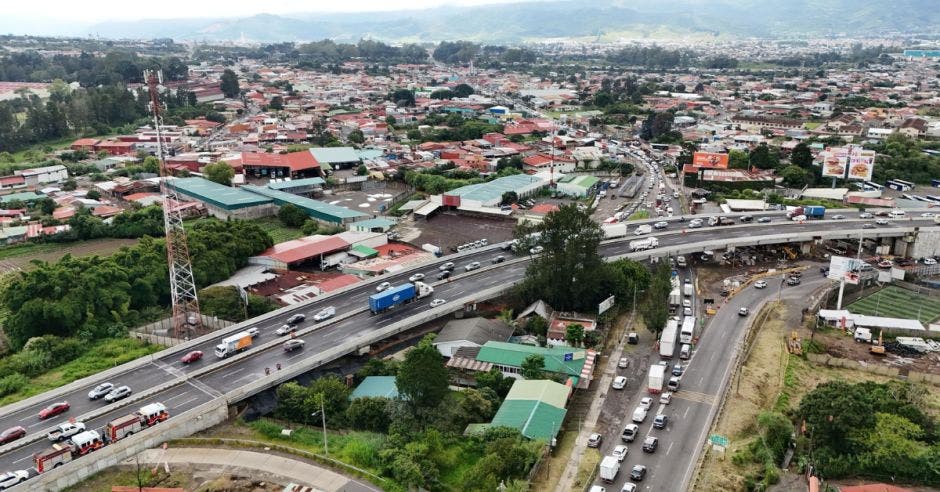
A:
[{"xmin": 145, "ymin": 70, "xmax": 202, "ymax": 340}]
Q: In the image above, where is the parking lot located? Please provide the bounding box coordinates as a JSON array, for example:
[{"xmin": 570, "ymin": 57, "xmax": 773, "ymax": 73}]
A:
[{"xmin": 399, "ymin": 212, "xmax": 517, "ymax": 252}]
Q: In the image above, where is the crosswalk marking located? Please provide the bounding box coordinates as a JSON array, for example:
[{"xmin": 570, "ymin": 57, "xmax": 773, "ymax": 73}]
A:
[{"xmin": 673, "ymin": 390, "xmax": 716, "ymax": 406}]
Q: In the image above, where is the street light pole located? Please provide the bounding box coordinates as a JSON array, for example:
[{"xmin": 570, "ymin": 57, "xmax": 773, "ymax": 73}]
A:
[{"xmin": 311, "ymin": 398, "xmax": 328, "ymax": 456}]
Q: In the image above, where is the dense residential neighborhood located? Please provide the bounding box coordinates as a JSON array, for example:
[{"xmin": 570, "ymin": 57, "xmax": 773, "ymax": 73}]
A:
[{"xmin": 0, "ymin": 2, "xmax": 937, "ymax": 491}]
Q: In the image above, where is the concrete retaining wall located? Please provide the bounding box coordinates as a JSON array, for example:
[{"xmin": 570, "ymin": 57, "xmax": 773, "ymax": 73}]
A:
[
  {"xmin": 806, "ymin": 353, "xmax": 901, "ymax": 377},
  {"xmin": 25, "ymin": 399, "xmax": 229, "ymax": 490}
]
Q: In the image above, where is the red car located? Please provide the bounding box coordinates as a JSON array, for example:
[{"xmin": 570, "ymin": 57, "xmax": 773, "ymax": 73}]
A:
[
  {"xmin": 38, "ymin": 401, "xmax": 70, "ymax": 420},
  {"xmin": 180, "ymin": 350, "xmax": 204, "ymax": 364},
  {"xmin": 0, "ymin": 426, "xmax": 26, "ymax": 445}
]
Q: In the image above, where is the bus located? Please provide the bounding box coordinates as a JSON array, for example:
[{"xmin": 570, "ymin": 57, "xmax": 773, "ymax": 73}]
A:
[
  {"xmin": 886, "ymin": 179, "xmax": 915, "ymax": 192},
  {"xmin": 925, "ymin": 195, "xmax": 940, "ymax": 205},
  {"xmin": 659, "ymin": 318, "xmax": 679, "ymax": 358},
  {"xmin": 862, "ymin": 181, "xmax": 884, "ymax": 192},
  {"xmin": 650, "ymin": 143, "xmax": 670, "ymax": 151},
  {"xmin": 680, "ymin": 316, "xmax": 696, "ymax": 344}
]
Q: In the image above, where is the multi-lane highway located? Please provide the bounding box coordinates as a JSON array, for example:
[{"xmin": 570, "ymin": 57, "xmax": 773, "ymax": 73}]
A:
[
  {"xmin": 591, "ymin": 272, "xmax": 828, "ymax": 492},
  {"xmin": 0, "ymin": 216, "xmax": 932, "ymax": 477}
]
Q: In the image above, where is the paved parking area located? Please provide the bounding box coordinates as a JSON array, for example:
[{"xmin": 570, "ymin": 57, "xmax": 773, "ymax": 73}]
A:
[{"xmin": 401, "ymin": 212, "xmax": 517, "ymax": 252}]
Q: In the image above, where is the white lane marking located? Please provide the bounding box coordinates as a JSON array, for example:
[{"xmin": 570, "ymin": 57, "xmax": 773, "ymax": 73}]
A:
[
  {"xmin": 684, "ymin": 406, "xmax": 690, "ymax": 419},
  {"xmin": 666, "ymin": 441, "xmax": 674, "ymax": 456},
  {"xmin": 12, "ymin": 454, "xmax": 32, "ymax": 464},
  {"xmin": 172, "ymin": 397, "xmax": 199, "ymax": 409},
  {"xmin": 219, "ymin": 367, "xmax": 245, "ymax": 378},
  {"xmin": 163, "ymin": 391, "xmax": 191, "ymax": 403}
]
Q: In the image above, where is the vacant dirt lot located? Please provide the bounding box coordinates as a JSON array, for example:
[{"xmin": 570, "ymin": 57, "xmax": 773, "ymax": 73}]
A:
[
  {"xmin": 398, "ymin": 212, "xmax": 516, "ymax": 252},
  {"xmin": 0, "ymin": 238, "xmax": 139, "ymax": 273}
]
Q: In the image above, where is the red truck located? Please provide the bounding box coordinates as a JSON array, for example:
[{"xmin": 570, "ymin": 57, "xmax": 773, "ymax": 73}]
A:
[{"xmin": 105, "ymin": 403, "xmax": 170, "ymax": 443}]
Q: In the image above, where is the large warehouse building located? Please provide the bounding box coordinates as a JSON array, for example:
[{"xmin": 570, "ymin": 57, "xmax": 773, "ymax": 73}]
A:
[{"xmin": 167, "ymin": 177, "xmax": 276, "ymax": 219}]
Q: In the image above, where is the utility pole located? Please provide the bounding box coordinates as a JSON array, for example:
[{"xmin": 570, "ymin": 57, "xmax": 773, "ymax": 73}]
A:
[{"xmin": 312, "ymin": 397, "xmax": 328, "ymax": 456}]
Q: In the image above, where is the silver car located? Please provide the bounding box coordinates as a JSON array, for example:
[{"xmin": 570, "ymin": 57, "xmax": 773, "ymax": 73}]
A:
[
  {"xmin": 104, "ymin": 385, "xmax": 132, "ymax": 403},
  {"xmin": 88, "ymin": 382, "xmax": 114, "ymax": 400}
]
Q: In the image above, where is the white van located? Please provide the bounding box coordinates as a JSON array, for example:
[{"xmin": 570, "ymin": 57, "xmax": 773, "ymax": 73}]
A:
[
  {"xmin": 676, "ymin": 256, "xmax": 687, "ymax": 268},
  {"xmin": 888, "ymin": 209, "xmax": 906, "ymax": 219},
  {"xmin": 634, "ymin": 224, "xmax": 652, "ymax": 235},
  {"xmin": 680, "ymin": 344, "xmax": 692, "ymax": 359}
]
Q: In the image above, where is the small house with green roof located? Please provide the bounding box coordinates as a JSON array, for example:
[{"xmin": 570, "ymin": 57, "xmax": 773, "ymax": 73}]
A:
[
  {"xmin": 349, "ymin": 376, "xmax": 400, "ymax": 400},
  {"xmin": 466, "ymin": 379, "xmax": 571, "ymax": 441}
]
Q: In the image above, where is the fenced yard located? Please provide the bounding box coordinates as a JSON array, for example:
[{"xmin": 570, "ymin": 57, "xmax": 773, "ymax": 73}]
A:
[{"xmin": 847, "ymin": 286, "xmax": 940, "ymax": 324}]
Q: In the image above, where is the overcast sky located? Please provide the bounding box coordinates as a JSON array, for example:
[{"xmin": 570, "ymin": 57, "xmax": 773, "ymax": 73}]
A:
[{"xmin": 6, "ymin": 0, "xmax": 535, "ymax": 23}]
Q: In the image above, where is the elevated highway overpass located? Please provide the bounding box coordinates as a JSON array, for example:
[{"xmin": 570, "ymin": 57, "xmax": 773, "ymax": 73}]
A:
[{"xmin": 7, "ymin": 217, "xmax": 939, "ymax": 489}]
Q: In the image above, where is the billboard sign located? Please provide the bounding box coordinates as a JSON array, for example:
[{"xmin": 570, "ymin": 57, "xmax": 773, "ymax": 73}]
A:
[
  {"xmin": 598, "ymin": 295, "xmax": 615, "ymax": 314},
  {"xmin": 847, "ymin": 149, "xmax": 875, "ymax": 181},
  {"xmin": 821, "ymin": 152, "xmax": 846, "ymax": 178},
  {"xmin": 828, "ymin": 256, "xmax": 862, "ymax": 285},
  {"xmin": 692, "ymin": 152, "xmax": 729, "ymax": 169}
]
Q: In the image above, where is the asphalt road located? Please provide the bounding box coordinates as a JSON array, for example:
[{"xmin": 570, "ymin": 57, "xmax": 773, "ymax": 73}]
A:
[
  {"xmin": 0, "ymin": 217, "xmax": 931, "ymax": 475},
  {"xmin": 592, "ymin": 272, "xmax": 828, "ymax": 492}
]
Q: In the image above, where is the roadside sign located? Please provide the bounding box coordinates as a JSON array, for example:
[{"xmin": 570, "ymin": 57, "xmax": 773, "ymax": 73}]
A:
[
  {"xmin": 598, "ymin": 295, "xmax": 615, "ymax": 314},
  {"xmin": 709, "ymin": 434, "xmax": 729, "ymax": 447},
  {"xmin": 564, "ymin": 353, "xmax": 574, "ymax": 361}
]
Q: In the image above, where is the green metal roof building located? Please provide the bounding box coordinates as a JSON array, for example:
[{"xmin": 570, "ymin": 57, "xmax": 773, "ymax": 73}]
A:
[
  {"xmin": 0, "ymin": 191, "xmax": 45, "ymax": 204},
  {"xmin": 476, "ymin": 341, "xmax": 587, "ymax": 383},
  {"xmin": 310, "ymin": 147, "xmax": 361, "ymax": 169},
  {"xmin": 241, "ymin": 185, "xmax": 367, "ymax": 225},
  {"xmin": 349, "ymin": 376, "xmax": 399, "ymax": 399},
  {"xmin": 444, "ymin": 174, "xmax": 547, "ymax": 207},
  {"xmin": 166, "ymin": 178, "xmax": 274, "ymax": 219},
  {"xmin": 470, "ymin": 379, "xmax": 570, "ymax": 441},
  {"xmin": 556, "ymin": 175, "xmax": 599, "ymax": 197}
]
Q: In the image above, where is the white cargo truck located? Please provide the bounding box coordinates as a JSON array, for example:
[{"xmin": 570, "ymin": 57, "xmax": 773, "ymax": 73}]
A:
[
  {"xmin": 648, "ymin": 364, "xmax": 666, "ymax": 393},
  {"xmin": 599, "ymin": 455, "xmax": 621, "ymax": 482},
  {"xmin": 629, "ymin": 237, "xmax": 659, "ymax": 251}
]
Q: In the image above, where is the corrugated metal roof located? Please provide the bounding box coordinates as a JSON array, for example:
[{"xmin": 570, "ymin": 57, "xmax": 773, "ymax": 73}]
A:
[
  {"xmin": 350, "ymin": 376, "xmax": 399, "ymax": 399},
  {"xmin": 476, "ymin": 341, "xmax": 587, "ymax": 376},
  {"xmin": 267, "ymin": 177, "xmax": 325, "ymax": 190},
  {"xmin": 310, "ymin": 147, "xmax": 361, "ymax": 164},
  {"xmin": 504, "ymin": 379, "xmax": 571, "ymax": 409},
  {"xmin": 167, "ymin": 177, "xmax": 272, "ymax": 210},
  {"xmin": 445, "ymin": 174, "xmax": 545, "ymax": 203},
  {"xmin": 490, "ymin": 399, "xmax": 566, "ymax": 441},
  {"xmin": 241, "ymin": 185, "xmax": 366, "ymax": 222}
]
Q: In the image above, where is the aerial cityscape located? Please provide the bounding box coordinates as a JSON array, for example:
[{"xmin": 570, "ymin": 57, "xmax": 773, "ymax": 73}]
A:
[{"xmin": 0, "ymin": 0, "xmax": 938, "ymax": 491}]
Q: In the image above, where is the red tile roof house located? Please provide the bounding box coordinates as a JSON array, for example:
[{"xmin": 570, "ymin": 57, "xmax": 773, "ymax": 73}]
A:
[
  {"xmin": 225, "ymin": 151, "xmax": 322, "ymax": 180},
  {"xmin": 70, "ymin": 138, "xmax": 100, "ymax": 152}
]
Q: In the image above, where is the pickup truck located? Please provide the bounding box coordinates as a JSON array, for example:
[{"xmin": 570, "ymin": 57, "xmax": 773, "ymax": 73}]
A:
[{"xmin": 47, "ymin": 421, "xmax": 85, "ymax": 442}]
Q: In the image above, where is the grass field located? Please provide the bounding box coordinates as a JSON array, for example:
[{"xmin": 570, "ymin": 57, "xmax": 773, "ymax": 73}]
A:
[
  {"xmin": 251, "ymin": 217, "xmax": 305, "ymax": 243},
  {"xmin": 847, "ymin": 286, "xmax": 940, "ymax": 324},
  {"xmin": 0, "ymin": 338, "xmax": 164, "ymax": 406}
]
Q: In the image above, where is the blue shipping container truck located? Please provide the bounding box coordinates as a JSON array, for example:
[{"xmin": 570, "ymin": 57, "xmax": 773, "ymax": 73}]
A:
[
  {"xmin": 369, "ymin": 284, "xmax": 417, "ymax": 313},
  {"xmin": 804, "ymin": 206, "xmax": 825, "ymax": 218}
]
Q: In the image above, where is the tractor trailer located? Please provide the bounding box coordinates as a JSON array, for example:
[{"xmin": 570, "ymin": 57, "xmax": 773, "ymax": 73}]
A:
[{"xmin": 369, "ymin": 282, "xmax": 434, "ymax": 314}]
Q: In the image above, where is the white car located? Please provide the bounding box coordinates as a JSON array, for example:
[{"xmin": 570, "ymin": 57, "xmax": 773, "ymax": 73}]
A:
[
  {"xmin": 921, "ymin": 212, "xmax": 935, "ymax": 218},
  {"xmin": 688, "ymin": 219, "xmax": 703, "ymax": 228},
  {"xmin": 791, "ymin": 214, "xmax": 807, "ymax": 222},
  {"xmin": 925, "ymin": 258, "xmax": 938, "ymax": 265},
  {"xmin": 831, "ymin": 214, "xmax": 846, "ymax": 220},
  {"xmin": 275, "ymin": 324, "xmax": 296, "ymax": 336},
  {"xmin": 612, "ymin": 444, "xmax": 628, "ymax": 462},
  {"xmin": 313, "ymin": 306, "xmax": 335, "ymax": 322},
  {"xmin": 653, "ymin": 221, "xmax": 668, "ymax": 229},
  {"xmin": 247, "ymin": 327, "xmax": 260, "ymax": 338},
  {"xmin": 465, "ymin": 261, "xmax": 482, "ymax": 271},
  {"xmin": 875, "ymin": 218, "xmax": 889, "ymax": 225},
  {"xmin": 632, "ymin": 406, "xmax": 648, "ymax": 423},
  {"xmin": 612, "ymin": 376, "xmax": 627, "ymax": 390},
  {"xmin": 375, "ymin": 282, "xmax": 391, "ymax": 292},
  {"xmin": 104, "ymin": 385, "xmax": 132, "ymax": 403},
  {"xmin": 618, "ymin": 357, "xmax": 628, "ymax": 369},
  {"xmin": 408, "ymin": 273, "xmax": 425, "ymax": 282},
  {"xmin": 859, "ymin": 212, "xmax": 874, "ymax": 219},
  {"xmin": 659, "ymin": 392, "xmax": 673, "ymax": 405},
  {"xmin": 0, "ymin": 470, "xmax": 29, "ymax": 489},
  {"xmin": 621, "ymin": 484, "xmax": 637, "ymax": 492},
  {"xmin": 754, "ymin": 280, "xmax": 767, "ymax": 289},
  {"xmin": 639, "ymin": 396, "xmax": 653, "ymax": 410},
  {"xmin": 430, "ymin": 299, "xmax": 447, "ymax": 307},
  {"xmin": 529, "ymin": 246, "xmax": 544, "ymax": 255},
  {"xmin": 88, "ymin": 382, "xmax": 114, "ymax": 400}
]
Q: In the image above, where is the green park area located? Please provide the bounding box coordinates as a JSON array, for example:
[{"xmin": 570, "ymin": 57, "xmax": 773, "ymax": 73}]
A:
[{"xmin": 847, "ymin": 286, "xmax": 940, "ymax": 324}]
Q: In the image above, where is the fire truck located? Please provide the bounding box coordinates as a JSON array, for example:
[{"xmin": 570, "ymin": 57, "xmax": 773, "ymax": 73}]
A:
[
  {"xmin": 105, "ymin": 403, "xmax": 170, "ymax": 443},
  {"xmin": 33, "ymin": 430, "xmax": 103, "ymax": 473}
]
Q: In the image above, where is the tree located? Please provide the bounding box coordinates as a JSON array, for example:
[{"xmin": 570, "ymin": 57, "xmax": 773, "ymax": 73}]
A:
[
  {"xmin": 515, "ymin": 204, "xmax": 612, "ymax": 312},
  {"xmin": 640, "ymin": 261, "xmax": 671, "ymax": 336},
  {"xmin": 475, "ymin": 368, "xmax": 514, "ymax": 398},
  {"xmin": 356, "ymin": 164, "xmax": 369, "ymax": 176},
  {"xmin": 501, "ymin": 191, "xmax": 518, "ymax": 205},
  {"xmin": 278, "ymin": 203, "xmax": 308, "ymax": 228},
  {"xmin": 390, "ymin": 88, "xmax": 415, "ymax": 107},
  {"xmin": 85, "ymin": 190, "xmax": 101, "ymax": 201},
  {"xmin": 203, "ymin": 161, "xmax": 234, "ymax": 186},
  {"xmin": 346, "ymin": 397, "xmax": 391, "ymax": 432},
  {"xmin": 37, "ymin": 197, "xmax": 56, "ymax": 215},
  {"xmin": 348, "ymin": 129, "xmax": 365, "ymax": 144},
  {"xmin": 396, "ymin": 334, "xmax": 449, "ymax": 411},
  {"xmin": 791, "ymin": 142, "xmax": 814, "ymax": 168},
  {"xmin": 61, "ymin": 179, "xmax": 77, "ymax": 191},
  {"xmin": 220, "ymin": 69, "xmax": 240, "ymax": 99},
  {"xmin": 520, "ymin": 354, "xmax": 545, "ymax": 380},
  {"xmin": 565, "ymin": 324, "xmax": 585, "ymax": 346},
  {"xmin": 142, "ymin": 155, "xmax": 160, "ymax": 174},
  {"xmin": 198, "ymin": 285, "xmax": 246, "ymax": 321},
  {"xmin": 453, "ymin": 84, "xmax": 474, "ymax": 98},
  {"xmin": 301, "ymin": 220, "xmax": 319, "ymax": 235},
  {"xmin": 780, "ymin": 165, "xmax": 810, "ymax": 188},
  {"xmin": 268, "ymin": 95, "xmax": 284, "ymax": 110},
  {"xmin": 749, "ymin": 143, "xmax": 779, "ymax": 170},
  {"xmin": 728, "ymin": 149, "xmax": 749, "ymax": 169},
  {"xmin": 430, "ymin": 89, "xmax": 456, "ymax": 100}
]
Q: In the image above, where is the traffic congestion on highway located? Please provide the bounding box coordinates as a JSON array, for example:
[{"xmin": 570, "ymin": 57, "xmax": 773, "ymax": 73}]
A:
[{"xmin": 0, "ymin": 205, "xmax": 933, "ymax": 484}]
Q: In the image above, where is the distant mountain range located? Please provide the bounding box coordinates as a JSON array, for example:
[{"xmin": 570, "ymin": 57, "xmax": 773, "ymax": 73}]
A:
[{"xmin": 84, "ymin": 0, "xmax": 940, "ymax": 43}]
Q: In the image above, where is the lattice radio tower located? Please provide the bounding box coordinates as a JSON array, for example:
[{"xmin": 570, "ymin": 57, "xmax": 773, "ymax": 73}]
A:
[{"xmin": 145, "ymin": 70, "xmax": 202, "ymax": 340}]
